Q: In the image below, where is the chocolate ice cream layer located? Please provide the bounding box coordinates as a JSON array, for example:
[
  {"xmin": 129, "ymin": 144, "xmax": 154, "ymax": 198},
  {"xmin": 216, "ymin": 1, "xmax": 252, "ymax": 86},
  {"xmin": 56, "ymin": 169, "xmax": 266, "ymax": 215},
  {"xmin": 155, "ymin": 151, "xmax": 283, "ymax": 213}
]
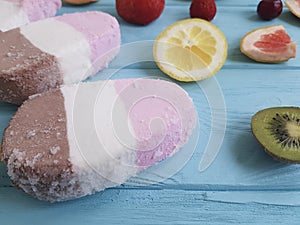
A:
[
  {"xmin": 0, "ymin": 89, "xmax": 82, "ymax": 201},
  {"xmin": 0, "ymin": 28, "xmax": 62, "ymax": 105}
]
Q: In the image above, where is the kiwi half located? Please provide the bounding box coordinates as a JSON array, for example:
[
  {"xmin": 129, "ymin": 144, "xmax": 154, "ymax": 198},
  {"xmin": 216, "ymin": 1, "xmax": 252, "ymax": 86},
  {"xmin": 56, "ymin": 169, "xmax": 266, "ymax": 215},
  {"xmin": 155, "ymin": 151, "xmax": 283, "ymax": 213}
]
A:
[{"xmin": 251, "ymin": 107, "xmax": 300, "ymax": 163}]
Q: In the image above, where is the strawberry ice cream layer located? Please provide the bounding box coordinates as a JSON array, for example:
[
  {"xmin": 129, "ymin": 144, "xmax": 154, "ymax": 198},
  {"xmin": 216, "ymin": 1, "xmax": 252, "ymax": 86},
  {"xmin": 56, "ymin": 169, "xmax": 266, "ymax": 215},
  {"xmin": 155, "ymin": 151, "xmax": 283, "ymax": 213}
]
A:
[
  {"xmin": 0, "ymin": 0, "xmax": 61, "ymax": 31},
  {"xmin": 56, "ymin": 12, "xmax": 121, "ymax": 66},
  {"xmin": 62, "ymin": 79, "xmax": 197, "ymax": 198}
]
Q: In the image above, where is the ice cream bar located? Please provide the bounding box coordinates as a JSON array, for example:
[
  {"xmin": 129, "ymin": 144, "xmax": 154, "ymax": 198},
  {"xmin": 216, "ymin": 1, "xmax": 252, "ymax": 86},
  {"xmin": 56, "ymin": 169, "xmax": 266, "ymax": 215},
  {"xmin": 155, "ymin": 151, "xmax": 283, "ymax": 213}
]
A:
[
  {"xmin": 1, "ymin": 79, "xmax": 197, "ymax": 202},
  {"xmin": 0, "ymin": 11, "xmax": 121, "ymax": 105},
  {"xmin": 0, "ymin": 0, "xmax": 62, "ymax": 32}
]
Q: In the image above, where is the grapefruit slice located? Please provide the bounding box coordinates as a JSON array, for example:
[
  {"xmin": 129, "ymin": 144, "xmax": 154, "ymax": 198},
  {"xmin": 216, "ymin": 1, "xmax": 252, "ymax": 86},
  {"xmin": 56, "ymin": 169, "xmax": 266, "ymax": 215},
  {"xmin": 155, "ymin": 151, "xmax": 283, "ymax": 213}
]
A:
[
  {"xmin": 240, "ymin": 25, "xmax": 296, "ymax": 63},
  {"xmin": 285, "ymin": 0, "xmax": 300, "ymax": 18}
]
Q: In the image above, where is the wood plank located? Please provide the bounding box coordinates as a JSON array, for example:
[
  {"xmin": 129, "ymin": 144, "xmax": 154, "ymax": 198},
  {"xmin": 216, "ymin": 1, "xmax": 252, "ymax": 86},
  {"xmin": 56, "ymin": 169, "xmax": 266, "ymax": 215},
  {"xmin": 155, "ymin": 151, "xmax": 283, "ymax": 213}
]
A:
[
  {"xmin": 1, "ymin": 0, "xmax": 300, "ymax": 223},
  {"xmin": 0, "ymin": 188, "xmax": 300, "ymax": 225},
  {"xmin": 78, "ymin": 5, "xmax": 299, "ymax": 69}
]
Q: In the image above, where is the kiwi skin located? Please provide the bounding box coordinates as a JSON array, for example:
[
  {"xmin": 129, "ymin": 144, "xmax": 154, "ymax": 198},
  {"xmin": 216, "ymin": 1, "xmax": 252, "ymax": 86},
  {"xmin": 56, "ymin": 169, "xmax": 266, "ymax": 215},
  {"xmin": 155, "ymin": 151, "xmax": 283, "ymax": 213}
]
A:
[{"xmin": 251, "ymin": 107, "xmax": 300, "ymax": 164}]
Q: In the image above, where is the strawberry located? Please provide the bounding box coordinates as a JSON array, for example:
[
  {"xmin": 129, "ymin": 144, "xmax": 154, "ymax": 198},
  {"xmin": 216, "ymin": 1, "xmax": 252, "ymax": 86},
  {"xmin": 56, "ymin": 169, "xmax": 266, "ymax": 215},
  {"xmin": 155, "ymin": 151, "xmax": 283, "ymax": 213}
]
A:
[
  {"xmin": 116, "ymin": 0, "xmax": 165, "ymax": 25},
  {"xmin": 190, "ymin": 0, "xmax": 217, "ymax": 21}
]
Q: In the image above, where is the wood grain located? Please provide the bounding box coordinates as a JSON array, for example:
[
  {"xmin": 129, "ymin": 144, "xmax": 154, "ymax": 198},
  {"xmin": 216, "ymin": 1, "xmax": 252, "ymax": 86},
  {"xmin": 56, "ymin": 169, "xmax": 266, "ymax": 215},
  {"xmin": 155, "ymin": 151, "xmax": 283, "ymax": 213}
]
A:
[
  {"xmin": 1, "ymin": 0, "xmax": 300, "ymax": 224},
  {"xmin": 1, "ymin": 188, "xmax": 300, "ymax": 225}
]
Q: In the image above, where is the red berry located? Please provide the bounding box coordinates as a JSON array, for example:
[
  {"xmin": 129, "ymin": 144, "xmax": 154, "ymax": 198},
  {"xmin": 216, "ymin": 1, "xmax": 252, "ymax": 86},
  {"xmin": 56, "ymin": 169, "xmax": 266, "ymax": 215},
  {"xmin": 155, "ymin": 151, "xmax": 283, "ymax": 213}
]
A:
[
  {"xmin": 257, "ymin": 0, "xmax": 283, "ymax": 20},
  {"xmin": 116, "ymin": 0, "xmax": 165, "ymax": 25},
  {"xmin": 190, "ymin": 0, "xmax": 217, "ymax": 21}
]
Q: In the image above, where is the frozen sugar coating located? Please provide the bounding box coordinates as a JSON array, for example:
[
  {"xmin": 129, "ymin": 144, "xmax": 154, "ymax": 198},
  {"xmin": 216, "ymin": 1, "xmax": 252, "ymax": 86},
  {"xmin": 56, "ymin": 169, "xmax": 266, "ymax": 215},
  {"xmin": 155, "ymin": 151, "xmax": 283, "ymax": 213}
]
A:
[
  {"xmin": 0, "ymin": 11, "xmax": 121, "ymax": 105},
  {"xmin": 1, "ymin": 79, "xmax": 197, "ymax": 202},
  {"xmin": 0, "ymin": 0, "xmax": 61, "ymax": 32}
]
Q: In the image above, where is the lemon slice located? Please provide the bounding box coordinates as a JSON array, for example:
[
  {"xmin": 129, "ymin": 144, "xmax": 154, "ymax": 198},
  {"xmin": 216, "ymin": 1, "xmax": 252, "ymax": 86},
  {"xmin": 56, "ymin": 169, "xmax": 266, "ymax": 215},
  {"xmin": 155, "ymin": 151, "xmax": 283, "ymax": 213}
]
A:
[{"xmin": 153, "ymin": 19, "xmax": 227, "ymax": 82}]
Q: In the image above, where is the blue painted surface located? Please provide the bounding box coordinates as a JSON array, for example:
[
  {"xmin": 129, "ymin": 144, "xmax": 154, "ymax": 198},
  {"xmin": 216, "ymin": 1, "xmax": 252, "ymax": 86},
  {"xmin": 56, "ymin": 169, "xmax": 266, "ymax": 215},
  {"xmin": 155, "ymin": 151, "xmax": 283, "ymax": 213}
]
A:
[{"xmin": 1, "ymin": 0, "xmax": 300, "ymax": 224}]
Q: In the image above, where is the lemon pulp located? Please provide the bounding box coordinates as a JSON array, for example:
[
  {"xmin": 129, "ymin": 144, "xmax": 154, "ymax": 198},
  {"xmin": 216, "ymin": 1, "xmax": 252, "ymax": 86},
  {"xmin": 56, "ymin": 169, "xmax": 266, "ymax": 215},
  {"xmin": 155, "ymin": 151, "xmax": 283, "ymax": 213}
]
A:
[{"xmin": 153, "ymin": 19, "xmax": 227, "ymax": 82}]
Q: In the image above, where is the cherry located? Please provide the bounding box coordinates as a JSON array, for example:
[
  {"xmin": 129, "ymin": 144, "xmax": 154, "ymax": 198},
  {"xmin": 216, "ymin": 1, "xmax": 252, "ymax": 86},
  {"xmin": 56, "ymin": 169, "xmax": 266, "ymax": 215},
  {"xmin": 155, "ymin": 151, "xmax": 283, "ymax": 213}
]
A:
[{"xmin": 257, "ymin": 0, "xmax": 283, "ymax": 20}]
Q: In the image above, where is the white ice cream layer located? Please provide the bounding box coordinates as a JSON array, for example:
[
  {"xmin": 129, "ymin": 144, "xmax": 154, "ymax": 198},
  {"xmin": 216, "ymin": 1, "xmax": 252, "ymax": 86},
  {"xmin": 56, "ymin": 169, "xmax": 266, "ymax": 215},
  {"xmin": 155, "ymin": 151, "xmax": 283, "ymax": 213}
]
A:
[
  {"xmin": 20, "ymin": 18, "xmax": 93, "ymax": 85},
  {"xmin": 0, "ymin": 1, "xmax": 29, "ymax": 32},
  {"xmin": 61, "ymin": 81, "xmax": 138, "ymax": 196}
]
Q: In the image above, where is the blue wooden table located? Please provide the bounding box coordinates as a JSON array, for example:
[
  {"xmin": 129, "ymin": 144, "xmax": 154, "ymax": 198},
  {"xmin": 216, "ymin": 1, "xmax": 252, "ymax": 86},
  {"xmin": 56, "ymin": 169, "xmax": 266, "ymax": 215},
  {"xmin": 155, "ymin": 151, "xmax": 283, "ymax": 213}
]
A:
[{"xmin": 1, "ymin": 0, "xmax": 300, "ymax": 224}]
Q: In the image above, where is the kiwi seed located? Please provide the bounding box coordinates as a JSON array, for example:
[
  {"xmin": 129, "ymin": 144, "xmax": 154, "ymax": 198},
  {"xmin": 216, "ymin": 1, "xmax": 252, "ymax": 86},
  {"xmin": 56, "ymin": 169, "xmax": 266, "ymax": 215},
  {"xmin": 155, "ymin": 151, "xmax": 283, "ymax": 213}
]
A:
[{"xmin": 268, "ymin": 112, "xmax": 300, "ymax": 148}]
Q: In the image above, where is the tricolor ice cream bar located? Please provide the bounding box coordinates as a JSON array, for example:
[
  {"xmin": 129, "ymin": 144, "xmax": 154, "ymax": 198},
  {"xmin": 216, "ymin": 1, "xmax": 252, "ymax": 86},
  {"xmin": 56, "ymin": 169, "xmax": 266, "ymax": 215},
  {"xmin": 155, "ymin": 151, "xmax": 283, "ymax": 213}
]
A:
[
  {"xmin": 1, "ymin": 79, "xmax": 197, "ymax": 202},
  {"xmin": 0, "ymin": 0, "xmax": 62, "ymax": 31},
  {"xmin": 0, "ymin": 11, "xmax": 121, "ymax": 105}
]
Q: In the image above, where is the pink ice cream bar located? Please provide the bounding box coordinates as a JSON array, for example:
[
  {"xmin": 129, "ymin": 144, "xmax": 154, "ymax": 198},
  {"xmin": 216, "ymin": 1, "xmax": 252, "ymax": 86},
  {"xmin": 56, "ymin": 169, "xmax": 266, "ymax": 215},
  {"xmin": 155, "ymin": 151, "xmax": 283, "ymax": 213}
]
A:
[
  {"xmin": 1, "ymin": 79, "xmax": 197, "ymax": 202},
  {"xmin": 0, "ymin": 11, "xmax": 121, "ymax": 105},
  {"xmin": 0, "ymin": 0, "xmax": 62, "ymax": 31}
]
